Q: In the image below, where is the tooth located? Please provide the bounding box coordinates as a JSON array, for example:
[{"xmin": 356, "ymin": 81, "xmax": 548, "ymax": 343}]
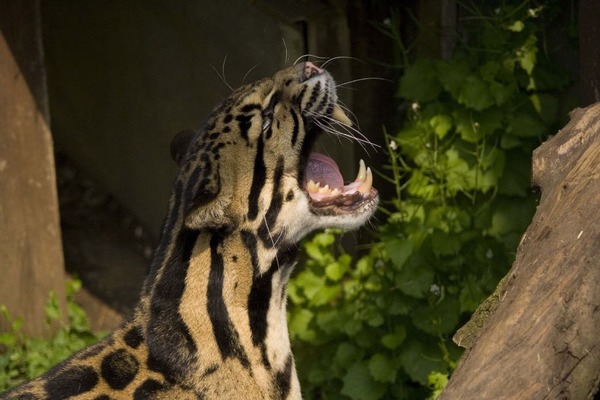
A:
[
  {"xmin": 355, "ymin": 159, "xmax": 366, "ymax": 182},
  {"xmin": 357, "ymin": 167, "xmax": 373, "ymax": 194},
  {"xmin": 307, "ymin": 180, "xmax": 319, "ymax": 193},
  {"xmin": 331, "ymin": 188, "xmax": 340, "ymax": 196},
  {"xmin": 332, "ymin": 104, "xmax": 353, "ymax": 126},
  {"xmin": 318, "ymin": 184, "xmax": 330, "ymax": 194}
]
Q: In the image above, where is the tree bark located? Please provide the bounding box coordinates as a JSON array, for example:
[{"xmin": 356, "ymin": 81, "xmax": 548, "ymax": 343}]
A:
[
  {"xmin": 440, "ymin": 102, "xmax": 600, "ymax": 399},
  {"xmin": 0, "ymin": 0, "xmax": 66, "ymax": 337}
]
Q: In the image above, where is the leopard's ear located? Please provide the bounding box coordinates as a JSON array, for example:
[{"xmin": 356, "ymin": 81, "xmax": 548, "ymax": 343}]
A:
[
  {"xmin": 170, "ymin": 130, "xmax": 196, "ymax": 166},
  {"xmin": 184, "ymin": 171, "xmax": 234, "ymax": 232}
]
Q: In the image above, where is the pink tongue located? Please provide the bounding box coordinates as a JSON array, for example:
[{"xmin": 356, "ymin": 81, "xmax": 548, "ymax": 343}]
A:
[{"xmin": 305, "ymin": 152, "xmax": 344, "ymax": 190}]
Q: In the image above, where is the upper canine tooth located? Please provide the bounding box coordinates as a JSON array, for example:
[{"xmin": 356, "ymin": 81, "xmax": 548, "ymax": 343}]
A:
[
  {"xmin": 355, "ymin": 159, "xmax": 367, "ymax": 182},
  {"xmin": 332, "ymin": 104, "xmax": 353, "ymax": 127},
  {"xmin": 357, "ymin": 167, "xmax": 373, "ymax": 194}
]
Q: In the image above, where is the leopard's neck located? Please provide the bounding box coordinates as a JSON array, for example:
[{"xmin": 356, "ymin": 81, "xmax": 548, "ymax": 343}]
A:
[{"xmin": 132, "ymin": 191, "xmax": 299, "ymax": 397}]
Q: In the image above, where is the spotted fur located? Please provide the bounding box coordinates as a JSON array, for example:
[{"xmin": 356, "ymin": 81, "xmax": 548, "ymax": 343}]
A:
[{"xmin": 1, "ymin": 62, "xmax": 378, "ymax": 399}]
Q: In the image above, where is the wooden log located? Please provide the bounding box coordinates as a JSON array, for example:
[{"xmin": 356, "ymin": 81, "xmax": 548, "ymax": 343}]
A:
[
  {"xmin": 0, "ymin": 0, "xmax": 66, "ymax": 337},
  {"xmin": 440, "ymin": 102, "xmax": 600, "ymax": 399}
]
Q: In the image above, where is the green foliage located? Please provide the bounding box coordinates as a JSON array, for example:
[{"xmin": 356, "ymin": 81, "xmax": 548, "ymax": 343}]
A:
[
  {"xmin": 289, "ymin": 1, "xmax": 572, "ymax": 399},
  {"xmin": 0, "ymin": 279, "xmax": 104, "ymax": 391}
]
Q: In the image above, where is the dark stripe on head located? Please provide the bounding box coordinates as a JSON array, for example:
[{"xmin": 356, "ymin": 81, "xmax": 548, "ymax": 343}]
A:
[
  {"xmin": 290, "ymin": 109, "xmax": 300, "ymax": 147},
  {"xmin": 258, "ymin": 158, "xmax": 284, "ymax": 247},
  {"xmin": 247, "ymin": 135, "xmax": 266, "ymax": 221},
  {"xmin": 296, "ymin": 115, "xmax": 319, "ymax": 187},
  {"xmin": 236, "ymin": 114, "xmax": 253, "ymax": 144},
  {"xmin": 207, "ymin": 234, "xmax": 252, "ymax": 370},
  {"xmin": 274, "ymin": 354, "xmax": 294, "ymax": 400},
  {"xmin": 147, "ymin": 229, "xmax": 199, "ymax": 382}
]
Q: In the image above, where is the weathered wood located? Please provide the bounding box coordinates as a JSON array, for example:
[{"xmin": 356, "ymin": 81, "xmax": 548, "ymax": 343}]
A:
[
  {"xmin": 440, "ymin": 102, "xmax": 600, "ymax": 399},
  {"xmin": 0, "ymin": 0, "xmax": 66, "ymax": 336}
]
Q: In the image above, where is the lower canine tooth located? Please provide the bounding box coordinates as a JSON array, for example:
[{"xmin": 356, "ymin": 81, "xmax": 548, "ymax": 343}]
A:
[
  {"xmin": 357, "ymin": 167, "xmax": 373, "ymax": 194},
  {"xmin": 355, "ymin": 159, "xmax": 367, "ymax": 182}
]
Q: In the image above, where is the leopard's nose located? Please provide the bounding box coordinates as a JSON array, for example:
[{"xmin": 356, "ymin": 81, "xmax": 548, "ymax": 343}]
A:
[{"xmin": 303, "ymin": 62, "xmax": 323, "ymax": 81}]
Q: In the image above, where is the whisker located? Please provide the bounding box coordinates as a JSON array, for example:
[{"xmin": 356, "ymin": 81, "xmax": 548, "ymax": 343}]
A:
[
  {"xmin": 336, "ymin": 77, "xmax": 392, "ymax": 88},
  {"xmin": 293, "ymin": 54, "xmax": 329, "ymax": 65},
  {"xmin": 308, "ymin": 111, "xmax": 380, "ymax": 151},
  {"xmin": 321, "ymin": 55, "xmax": 366, "ymax": 69},
  {"xmin": 262, "ymin": 215, "xmax": 281, "ymax": 270},
  {"xmin": 311, "ymin": 117, "xmax": 375, "ymax": 155},
  {"xmin": 242, "ymin": 63, "xmax": 261, "ymax": 85},
  {"xmin": 281, "ymin": 36, "xmax": 289, "ymax": 66},
  {"xmin": 210, "ymin": 63, "xmax": 233, "ymax": 92}
]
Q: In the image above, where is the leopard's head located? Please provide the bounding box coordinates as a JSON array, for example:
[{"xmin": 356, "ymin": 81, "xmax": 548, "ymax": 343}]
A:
[{"xmin": 171, "ymin": 62, "xmax": 378, "ymax": 244}]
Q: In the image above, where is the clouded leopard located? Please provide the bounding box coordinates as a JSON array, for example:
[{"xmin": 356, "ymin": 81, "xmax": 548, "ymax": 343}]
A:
[{"xmin": 1, "ymin": 62, "xmax": 378, "ymax": 399}]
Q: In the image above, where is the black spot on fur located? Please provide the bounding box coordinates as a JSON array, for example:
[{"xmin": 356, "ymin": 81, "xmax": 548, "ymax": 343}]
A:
[
  {"xmin": 101, "ymin": 349, "xmax": 139, "ymax": 390},
  {"xmin": 286, "ymin": 190, "xmax": 294, "ymax": 201},
  {"xmin": 44, "ymin": 365, "xmax": 99, "ymax": 399},
  {"xmin": 223, "ymin": 126, "xmax": 231, "ymax": 133},
  {"xmin": 201, "ymin": 364, "xmax": 219, "ymax": 378},
  {"xmin": 124, "ymin": 325, "xmax": 143, "ymax": 349},
  {"xmin": 224, "ymin": 114, "xmax": 233, "ymax": 124},
  {"xmin": 134, "ymin": 379, "xmax": 164, "ymax": 400},
  {"xmin": 93, "ymin": 395, "xmax": 110, "ymax": 400}
]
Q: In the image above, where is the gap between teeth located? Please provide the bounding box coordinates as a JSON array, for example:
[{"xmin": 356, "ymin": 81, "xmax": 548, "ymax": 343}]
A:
[{"xmin": 307, "ymin": 159, "xmax": 373, "ymax": 200}]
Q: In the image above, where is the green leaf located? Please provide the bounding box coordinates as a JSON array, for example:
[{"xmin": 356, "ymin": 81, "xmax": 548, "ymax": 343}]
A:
[
  {"xmin": 369, "ymin": 353, "xmax": 398, "ymax": 383},
  {"xmin": 289, "ymin": 309, "xmax": 316, "ymax": 342},
  {"xmin": 411, "ymin": 297, "xmax": 461, "ymax": 335},
  {"xmin": 399, "ymin": 340, "xmax": 447, "ymax": 385},
  {"xmin": 398, "ymin": 59, "xmax": 442, "ymax": 102},
  {"xmin": 381, "ymin": 325, "xmax": 407, "ymax": 349},
  {"xmin": 437, "ymin": 58, "xmax": 470, "ymax": 99},
  {"xmin": 507, "ymin": 20, "xmax": 524, "ymax": 32},
  {"xmin": 384, "ymin": 239, "xmax": 413, "ymax": 270},
  {"xmin": 429, "ymin": 115, "xmax": 452, "ymax": 139},
  {"xmin": 342, "ymin": 362, "xmax": 387, "ymax": 400},
  {"xmin": 458, "ymin": 75, "xmax": 494, "ymax": 111},
  {"xmin": 326, "ymin": 261, "xmax": 348, "ymax": 282},
  {"xmin": 395, "ymin": 260, "xmax": 434, "ymax": 299},
  {"xmin": 508, "ymin": 112, "xmax": 546, "ymax": 138}
]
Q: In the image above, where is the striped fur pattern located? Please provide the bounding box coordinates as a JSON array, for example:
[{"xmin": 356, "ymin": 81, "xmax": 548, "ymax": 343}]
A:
[{"xmin": 1, "ymin": 62, "xmax": 378, "ymax": 399}]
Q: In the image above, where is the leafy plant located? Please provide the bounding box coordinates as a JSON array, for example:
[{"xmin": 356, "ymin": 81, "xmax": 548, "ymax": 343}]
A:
[
  {"xmin": 0, "ymin": 279, "xmax": 105, "ymax": 391},
  {"xmin": 289, "ymin": 1, "xmax": 573, "ymax": 399}
]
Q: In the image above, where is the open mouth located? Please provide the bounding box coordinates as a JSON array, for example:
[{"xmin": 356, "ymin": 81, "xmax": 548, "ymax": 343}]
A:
[
  {"xmin": 298, "ymin": 62, "xmax": 378, "ymax": 215},
  {"xmin": 302, "ymin": 110, "xmax": 378, "ymax": 214}
]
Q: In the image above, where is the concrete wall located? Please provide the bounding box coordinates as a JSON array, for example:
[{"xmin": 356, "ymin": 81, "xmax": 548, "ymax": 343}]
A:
[{"xmin": 41, "ymin": 1, "xmax": 307, "ymax": 235}]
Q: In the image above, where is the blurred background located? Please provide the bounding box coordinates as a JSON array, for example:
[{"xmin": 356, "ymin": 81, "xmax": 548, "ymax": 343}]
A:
[{"xmin": 1, "ymin": 0, "xmax": 596, "ymax": 398}]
